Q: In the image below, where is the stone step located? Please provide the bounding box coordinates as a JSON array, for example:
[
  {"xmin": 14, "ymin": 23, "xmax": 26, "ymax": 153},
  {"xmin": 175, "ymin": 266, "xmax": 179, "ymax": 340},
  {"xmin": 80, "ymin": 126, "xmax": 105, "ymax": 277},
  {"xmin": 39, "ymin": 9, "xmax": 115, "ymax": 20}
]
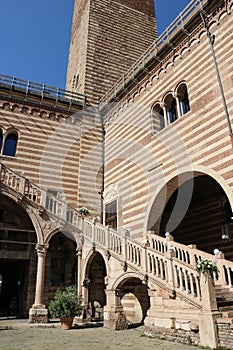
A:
[
  {"xmin": 217, "ymin": 299, "xmax": 233, "ymax": 308},
  {"xmin": 220, "ymin": 310, "xmax": 233, "ymax": 318},
  {"xmin": 215, "ymin": 287, "xmax": 233, "ymax": 296},
  {"xmin": 216, "ymin": 316, "xmax": 233, "ymax": 325}
]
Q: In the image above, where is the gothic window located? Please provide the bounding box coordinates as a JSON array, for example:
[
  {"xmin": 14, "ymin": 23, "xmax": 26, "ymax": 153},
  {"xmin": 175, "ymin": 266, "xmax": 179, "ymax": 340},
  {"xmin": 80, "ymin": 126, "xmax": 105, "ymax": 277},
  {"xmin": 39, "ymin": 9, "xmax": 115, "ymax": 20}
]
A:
[
  {"xmin": 177, "ymin": 83, "xmax": 190, "ymax": 115},
  {"xmin": 152, "ymin": 103, "xmax": 165, "ymax": 133},
  {"xmin": 164, "ymin": 94, "xmax": 178, "ymax": 124},
  {"xmin": 105, "ymin": 200, "xmax": 117, "ymax": 230},
  {"xmin": 2, "ymin": 130, "xmax": 18, "ymax": 157}
]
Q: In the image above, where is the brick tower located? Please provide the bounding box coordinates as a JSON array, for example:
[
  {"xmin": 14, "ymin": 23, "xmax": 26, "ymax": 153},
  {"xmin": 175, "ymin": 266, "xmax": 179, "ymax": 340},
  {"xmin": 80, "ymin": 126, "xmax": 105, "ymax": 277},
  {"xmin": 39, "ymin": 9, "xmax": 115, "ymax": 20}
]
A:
[{"xmin": 66, "ymin": 0, "xmax": 157, "ymax": 105}]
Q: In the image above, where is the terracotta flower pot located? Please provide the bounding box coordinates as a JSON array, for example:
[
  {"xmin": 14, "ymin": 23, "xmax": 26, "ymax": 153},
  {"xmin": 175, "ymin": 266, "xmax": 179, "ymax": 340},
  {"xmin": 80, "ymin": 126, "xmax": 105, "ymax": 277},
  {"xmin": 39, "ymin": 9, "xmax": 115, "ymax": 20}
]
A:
[{"xmin": 60, "ymin": 317, "xmax": 74, "ymax": 330}]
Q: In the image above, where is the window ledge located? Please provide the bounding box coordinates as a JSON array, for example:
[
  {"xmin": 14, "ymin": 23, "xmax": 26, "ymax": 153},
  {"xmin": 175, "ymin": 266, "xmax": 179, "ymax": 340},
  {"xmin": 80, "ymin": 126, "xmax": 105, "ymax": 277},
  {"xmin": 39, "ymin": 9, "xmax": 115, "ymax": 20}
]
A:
[{"xmin": 0, "ymin": 155, "xmax": 17, "ymax": 162}]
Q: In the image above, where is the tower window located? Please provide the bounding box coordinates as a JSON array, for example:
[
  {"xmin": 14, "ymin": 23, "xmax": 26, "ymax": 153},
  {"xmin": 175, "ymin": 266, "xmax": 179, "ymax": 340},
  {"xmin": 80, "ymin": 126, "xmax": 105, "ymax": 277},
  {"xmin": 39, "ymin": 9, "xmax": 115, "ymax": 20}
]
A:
[{"xmin": 72, "ymin": 73, "xmax": 79, "ymax": 90}]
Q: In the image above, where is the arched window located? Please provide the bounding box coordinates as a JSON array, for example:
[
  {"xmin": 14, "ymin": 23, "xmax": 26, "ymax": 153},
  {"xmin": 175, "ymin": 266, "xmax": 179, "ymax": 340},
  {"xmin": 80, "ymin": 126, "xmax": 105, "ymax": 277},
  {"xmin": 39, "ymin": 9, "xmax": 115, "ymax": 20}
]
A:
[
  {"xmin": 3, "ymin": 131, "xmax": 18, "ymax": 157},
  {"xmin": 164, "ymin": 94, "xmax": 177, "ymax": 124},
  {"xmin": 152, "ymin": 104, "xmax": 165, "ymax": 133},
  {"xmin": 0, "ymin": 129, "xmax": 3, "ymax": 153},
  {"xmin": 177, "ymin": 83, "xmax": 190, "ymax": 115}
]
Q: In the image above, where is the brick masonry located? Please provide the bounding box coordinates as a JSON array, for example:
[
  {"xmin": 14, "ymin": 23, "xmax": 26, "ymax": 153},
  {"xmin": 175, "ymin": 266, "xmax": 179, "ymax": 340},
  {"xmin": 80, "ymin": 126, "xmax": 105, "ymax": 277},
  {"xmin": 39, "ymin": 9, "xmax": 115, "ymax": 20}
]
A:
[
  {"xmin": 144, "ymin": 326, "xmax": 200, "ymax": 347},
  {"xmin": 66, "ymin": 0, "xmax": 157, "ymax": 104}
]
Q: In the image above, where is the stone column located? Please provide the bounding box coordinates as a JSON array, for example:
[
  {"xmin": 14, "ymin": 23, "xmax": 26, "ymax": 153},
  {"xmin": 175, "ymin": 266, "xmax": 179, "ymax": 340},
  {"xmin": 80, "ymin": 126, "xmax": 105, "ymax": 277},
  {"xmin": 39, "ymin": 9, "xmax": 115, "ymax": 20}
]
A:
[
  {"xmin": 29, "ymin": 243, "xmax": 49, "ymax": 323},
  {"xmin": 104, "ymin": 289, "xmax": 128, "ymax": 330},
  {"xmin": 174, "ymin": 93, "xmax": 182, "ymax": 118},
  {"xmin": 76, "ymin": 245, "xmax": 83, "ymax": 296},
  {"xmin": 162, "ymin": 104, "xmax": 168, "ymax": 127}
]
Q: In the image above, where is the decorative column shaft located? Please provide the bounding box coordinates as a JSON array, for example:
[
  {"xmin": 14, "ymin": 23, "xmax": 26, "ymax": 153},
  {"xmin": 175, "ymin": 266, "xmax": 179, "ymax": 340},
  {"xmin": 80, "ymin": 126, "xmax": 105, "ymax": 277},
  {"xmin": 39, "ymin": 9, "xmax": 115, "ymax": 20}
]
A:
[
  {"xmin": 76, "ymin": 245, "xmax": 83, "ymax": 296},
  {"xmin": 162, "ymin": 104, "xmax": 168, "ymax": 127},
  {"xmin": 33, "ymin": 243, "xmax": 49, "ymax": 307},
  {"xmin": 174, "ymin": 94, "xmax": 182, "ymax": 118},
  {"xmin": 29, "ymin": 243, "xmax": 49, "ymax": 323}
]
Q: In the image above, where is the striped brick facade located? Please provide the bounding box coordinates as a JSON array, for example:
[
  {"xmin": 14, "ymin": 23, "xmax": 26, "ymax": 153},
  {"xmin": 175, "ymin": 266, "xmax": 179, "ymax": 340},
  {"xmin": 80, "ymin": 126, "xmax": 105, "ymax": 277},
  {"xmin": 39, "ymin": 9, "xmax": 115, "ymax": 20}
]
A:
[
  {"xmin": 0, "ymin": 89, "xmax": 84, "ymax": 208},
  {"xmin": 103, "ymin": 0, "xmax": 233, "ymax": 255},
  {"xmin": 1, "ymin": 1, "xmax": 233, "ymax": 347}
]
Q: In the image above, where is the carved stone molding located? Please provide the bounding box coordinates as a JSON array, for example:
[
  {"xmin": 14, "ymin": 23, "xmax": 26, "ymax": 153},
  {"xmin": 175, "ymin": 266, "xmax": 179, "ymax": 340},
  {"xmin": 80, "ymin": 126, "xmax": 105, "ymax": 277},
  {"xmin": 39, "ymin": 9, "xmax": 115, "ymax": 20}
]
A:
[
  {"xmin": 83, "ymin": 276, "xmax": 90, "ymax": 287},
  {"xmin": 121, "ymin": 261, "xmax": 127, "ymax": 272},
  {"xmin": 0, "ymin": 100, "xmax": 71, "ymax": 122},
  {"xmin": 105, "ymin": 249, "xmax": 111, "ymax": 260},
  {"xmin": 35, "ymin": 243, "xmax": 49, "ymax": 256},
  {"xmin": 103, "ymin": 184, "xmax": 118, "ymax": 203}
]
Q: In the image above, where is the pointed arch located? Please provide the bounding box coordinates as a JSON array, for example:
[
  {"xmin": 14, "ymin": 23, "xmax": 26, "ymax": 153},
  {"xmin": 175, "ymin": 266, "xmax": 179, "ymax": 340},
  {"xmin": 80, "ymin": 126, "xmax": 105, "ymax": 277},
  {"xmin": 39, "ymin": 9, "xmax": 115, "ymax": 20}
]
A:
[
  {"xmin": 176, "ymin": 82, "xmax": 190, "ymax": 115},
  {"xmin": 151, "ymin": 102, "xmax": 165, "ymax": 133}
]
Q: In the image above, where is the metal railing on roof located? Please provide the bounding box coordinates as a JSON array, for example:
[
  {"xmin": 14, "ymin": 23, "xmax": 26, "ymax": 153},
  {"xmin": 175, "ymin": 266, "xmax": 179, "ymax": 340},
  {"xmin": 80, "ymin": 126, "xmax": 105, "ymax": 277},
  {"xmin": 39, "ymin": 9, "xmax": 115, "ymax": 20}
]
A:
[
  {"xmin": 0, "ymin": 74, "xmax": 86, "ymax": 108},
  {"xmin": 99, "ymin": 0, "xmax": 209, "ymax": 107}
]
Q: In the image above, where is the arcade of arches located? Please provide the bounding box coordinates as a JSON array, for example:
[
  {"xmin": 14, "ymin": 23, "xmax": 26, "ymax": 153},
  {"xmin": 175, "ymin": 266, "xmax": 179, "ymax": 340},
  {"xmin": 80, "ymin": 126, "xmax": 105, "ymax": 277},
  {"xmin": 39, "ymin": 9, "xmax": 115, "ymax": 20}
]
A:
[
  {"xmin": 0, "ymin": 192, "xmax": 149, "ymax": 326},
  {"xmin": 0, "ymin": 194, "xmax": 76, "ymax": 318}
]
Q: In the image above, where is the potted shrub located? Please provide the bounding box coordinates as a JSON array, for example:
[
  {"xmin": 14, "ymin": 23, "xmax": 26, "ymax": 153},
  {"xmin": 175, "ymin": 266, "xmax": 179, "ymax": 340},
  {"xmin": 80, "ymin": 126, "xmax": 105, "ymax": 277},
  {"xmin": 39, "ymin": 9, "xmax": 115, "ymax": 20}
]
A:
[
  {"xmin": 48, "ymin": 285, "xmax": 82, "ymax": 330},
  {"xmin": 196, "ymin": 258, "xmax": 219, "ymax": 280}
]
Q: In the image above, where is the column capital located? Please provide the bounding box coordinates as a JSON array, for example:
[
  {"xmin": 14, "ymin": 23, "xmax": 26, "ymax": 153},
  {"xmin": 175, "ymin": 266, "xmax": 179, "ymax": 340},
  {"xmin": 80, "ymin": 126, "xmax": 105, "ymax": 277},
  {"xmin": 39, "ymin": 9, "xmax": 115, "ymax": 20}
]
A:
[{"xmin": 35, "ymin": 243, "xmax": 49, "ymax": 256}]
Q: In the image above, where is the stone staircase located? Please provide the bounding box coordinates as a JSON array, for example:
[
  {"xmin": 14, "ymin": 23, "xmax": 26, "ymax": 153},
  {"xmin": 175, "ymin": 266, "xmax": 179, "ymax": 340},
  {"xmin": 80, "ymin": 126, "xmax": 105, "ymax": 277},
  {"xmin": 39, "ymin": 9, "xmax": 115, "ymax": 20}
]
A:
[
  {"xmin": 216, "ymin": 286, "xmax": 233, "ymax": 318},
  {"xmin": 1, "ymin": 162, "xmax": 233, "ymax": 324}
]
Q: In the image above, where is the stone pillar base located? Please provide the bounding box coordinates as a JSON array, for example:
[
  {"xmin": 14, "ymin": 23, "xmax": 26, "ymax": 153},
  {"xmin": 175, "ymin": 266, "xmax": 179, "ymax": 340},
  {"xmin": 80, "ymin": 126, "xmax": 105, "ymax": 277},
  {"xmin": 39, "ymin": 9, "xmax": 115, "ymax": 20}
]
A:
[
  {"xmin": 29, "ymin": 307, "xmax": 48, "ymax": 324},
  {"xmin": 104, "ymin": 310, "xmax": 128, "ymax": 330}
]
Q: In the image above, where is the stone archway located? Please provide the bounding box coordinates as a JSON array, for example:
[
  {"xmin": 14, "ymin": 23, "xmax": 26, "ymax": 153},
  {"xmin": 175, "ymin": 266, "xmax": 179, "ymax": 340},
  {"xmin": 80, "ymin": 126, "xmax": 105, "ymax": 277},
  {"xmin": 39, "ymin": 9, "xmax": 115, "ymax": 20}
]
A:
[
  {"xmin": 114, "ymin": 276, "xmax": 150, "ymax": 327},
  {"xmin": 0, "ymin": 193, "xmax": 37, "ymax": 317},
  {"xmin": 147, "ymin": 172, "xmax": 233, "ymax": 260},
  {"xmin": 45, "ymin": 232, "xmax": 77, "ymax": 307},
  {"xmin": 84, "ymin": 251, "xmax": 107, "ymax": 320}
]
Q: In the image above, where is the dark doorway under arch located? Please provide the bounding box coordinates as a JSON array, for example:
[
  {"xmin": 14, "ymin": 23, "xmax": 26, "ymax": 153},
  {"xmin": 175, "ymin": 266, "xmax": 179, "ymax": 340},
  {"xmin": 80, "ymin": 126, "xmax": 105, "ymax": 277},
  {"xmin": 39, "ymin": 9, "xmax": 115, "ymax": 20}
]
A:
[
  {"xmin": 0, "ymin": 194, "xmax": 37, "ymax": 317},
  {"xmin": 46, "ymin": 232, "xmax": 77, "ymax": 307},
  {"xmin": 159, "ymin": 175, "xmax": 233, "ymax": 260},
  {"xmin": 85, "ymin": 252, "xmax": 106, "ymax": 320}
]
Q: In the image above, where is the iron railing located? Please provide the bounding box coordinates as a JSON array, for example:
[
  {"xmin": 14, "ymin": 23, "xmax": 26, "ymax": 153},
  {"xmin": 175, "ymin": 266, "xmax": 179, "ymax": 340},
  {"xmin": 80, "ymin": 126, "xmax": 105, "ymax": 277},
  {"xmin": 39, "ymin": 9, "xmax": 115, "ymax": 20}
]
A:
[{"xmin": 0, "ymin": 74, "xmax": 86, "ymax": 108}]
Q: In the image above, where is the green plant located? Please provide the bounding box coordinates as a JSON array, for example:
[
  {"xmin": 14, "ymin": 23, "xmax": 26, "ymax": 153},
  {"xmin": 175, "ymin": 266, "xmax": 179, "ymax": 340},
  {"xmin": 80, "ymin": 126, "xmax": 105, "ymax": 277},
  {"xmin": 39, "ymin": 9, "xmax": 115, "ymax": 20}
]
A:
[
  {"xmin": 48, "ymin": 285, "xmax": 82, "ymax": 318},
  {"xmin": 79, "ymin": 207, "xmax": 89, "ymax": 216},
  {"xmin": 196, "ymin": 258, "xmax": 219, "ymax": 280}
]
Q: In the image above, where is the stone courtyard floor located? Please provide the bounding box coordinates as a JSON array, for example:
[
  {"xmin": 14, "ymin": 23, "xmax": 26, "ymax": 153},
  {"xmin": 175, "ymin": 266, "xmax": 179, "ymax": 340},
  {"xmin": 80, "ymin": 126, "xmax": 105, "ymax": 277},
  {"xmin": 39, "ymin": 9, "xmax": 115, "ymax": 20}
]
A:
[{"xmin": 0, "ymin": 319, "xmax": 199, "ymax": 350}]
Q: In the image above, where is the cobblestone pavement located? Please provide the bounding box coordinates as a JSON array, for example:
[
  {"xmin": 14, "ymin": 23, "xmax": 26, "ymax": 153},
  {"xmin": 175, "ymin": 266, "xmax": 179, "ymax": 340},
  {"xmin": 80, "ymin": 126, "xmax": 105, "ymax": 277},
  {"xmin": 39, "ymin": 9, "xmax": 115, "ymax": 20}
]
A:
[{"xmin": 0, "ymin": 320, "xmax": 199, "ymax": 350}]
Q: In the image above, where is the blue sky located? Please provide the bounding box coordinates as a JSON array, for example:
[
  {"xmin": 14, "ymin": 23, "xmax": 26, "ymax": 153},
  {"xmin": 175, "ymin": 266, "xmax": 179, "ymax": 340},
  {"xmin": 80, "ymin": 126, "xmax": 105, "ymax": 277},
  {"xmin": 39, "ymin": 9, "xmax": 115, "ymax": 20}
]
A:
[{"xmin": 0, "ymin": 0, "xmax": 190, "ymax": 89}]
